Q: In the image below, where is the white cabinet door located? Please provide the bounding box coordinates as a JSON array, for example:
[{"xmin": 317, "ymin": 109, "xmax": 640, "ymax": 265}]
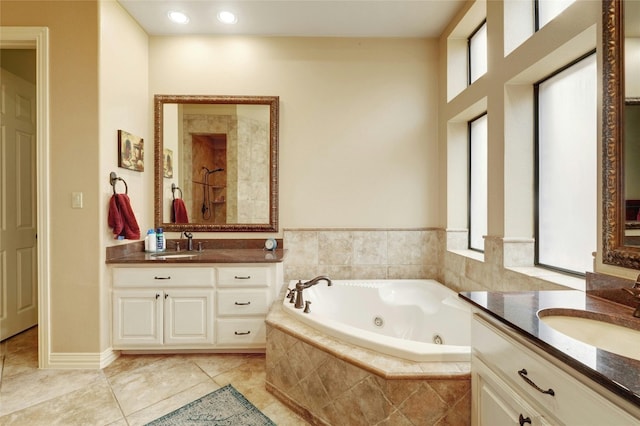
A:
[
  {"xmin": 113, "ymin": 290, "xmax": 163, "ymax": 347},
  {"xmin": 473, "ymin": 357, "xmax": 553, "ymax": 426},
  {"xmin": 164, "ymin": 289, "xmax": 214, "ymax": 345}
]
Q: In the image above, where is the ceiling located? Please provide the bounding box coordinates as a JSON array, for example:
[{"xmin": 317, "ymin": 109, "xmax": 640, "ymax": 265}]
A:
[{"xmin": 117, "ymin": 0, "xmax": 466, "ymax": 38}]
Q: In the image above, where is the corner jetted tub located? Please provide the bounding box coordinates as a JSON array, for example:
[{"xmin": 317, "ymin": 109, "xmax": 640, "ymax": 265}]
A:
[{"xmin": 281, "ymin": 279, "xmax": 471, "ymax": 362}]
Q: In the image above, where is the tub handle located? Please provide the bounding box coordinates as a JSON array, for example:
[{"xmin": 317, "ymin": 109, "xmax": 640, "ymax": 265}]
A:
[
  {"xmin": 304, "ymin": 301, "xmax": 312, "ymax": 313},
  {"xmin": 517, "ymin": 369, "xmax": 555, "ymax": 396}
]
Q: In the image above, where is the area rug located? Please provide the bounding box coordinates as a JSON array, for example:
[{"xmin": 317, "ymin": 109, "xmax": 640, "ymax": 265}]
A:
[{"xmin": 145, "ymin": 384, "xmax": 276, "ymax": 425}]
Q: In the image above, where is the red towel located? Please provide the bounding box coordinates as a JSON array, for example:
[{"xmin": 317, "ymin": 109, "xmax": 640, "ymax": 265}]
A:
[
  {"xmin": 172, "ymin": 198, "xmax": 189, "ymax": 223},
  {"xmin": 108, "ymin": 194, "xmax": 141, "ymax": 239}
]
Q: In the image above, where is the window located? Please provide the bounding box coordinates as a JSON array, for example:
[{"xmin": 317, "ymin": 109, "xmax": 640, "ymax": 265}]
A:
[
  {"xmin": 469, "ymin": 113, "xmax": 488, "ymax": 251},
  {"xmin": 535, "ymin": 52, "xmax": 596, "ymax": 275},
  {"xmin": 468, "ymin": 20, "xmax": 487, "ymax": 85},
  {"xmin": 536, "ymin": 0, "xmax": 576, "ymax": 30}
]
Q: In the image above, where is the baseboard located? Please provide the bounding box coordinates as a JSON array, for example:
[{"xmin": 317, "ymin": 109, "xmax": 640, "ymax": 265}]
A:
[{"xmin": 47, "ymin": 348, "xmax": 120, "ymax": 369}]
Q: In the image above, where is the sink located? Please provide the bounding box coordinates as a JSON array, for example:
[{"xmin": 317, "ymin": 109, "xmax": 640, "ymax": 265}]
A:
[
  {"xmin": 538, "ymin": 310, "xmax": 640, "ymax": 361},
  {"xmin": 149, "ymin": 253, "xmax": 198, "ymax": 259}
]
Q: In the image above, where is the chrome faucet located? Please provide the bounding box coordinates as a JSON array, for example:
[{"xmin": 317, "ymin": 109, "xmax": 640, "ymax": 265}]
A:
[
  {"xmin": 622, "ymin": 273, "xmax": 640, "ymax": 318},
  {"xmin": 293, "ymin": 276, "xmax": 332, "ymax": 309}
]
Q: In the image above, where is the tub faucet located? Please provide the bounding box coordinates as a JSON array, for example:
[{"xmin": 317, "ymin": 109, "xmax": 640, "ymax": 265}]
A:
[{"xmin": 294, "ymin": 276, "xmax": 332, "ymax": 309}]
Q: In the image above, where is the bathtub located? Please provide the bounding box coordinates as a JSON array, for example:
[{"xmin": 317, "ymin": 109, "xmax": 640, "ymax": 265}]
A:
[{"xmin": 281, "ymin": 279, "xmax": 471, "ymax": 362}]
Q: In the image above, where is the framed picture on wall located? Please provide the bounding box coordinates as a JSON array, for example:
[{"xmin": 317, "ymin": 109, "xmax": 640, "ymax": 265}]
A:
[
  {"xmin": 163, "ymin": 148, "xmax": 174, "ymax": 178},
  {"xmin": 118, "ymin": 130, "xmax": 144, "ymax": 172}
]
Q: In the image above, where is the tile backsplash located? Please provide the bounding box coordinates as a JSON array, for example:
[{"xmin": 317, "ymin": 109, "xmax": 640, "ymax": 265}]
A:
[{"xmin": 283, "ymin": 228, "xmax": 439, "ymax": 283}]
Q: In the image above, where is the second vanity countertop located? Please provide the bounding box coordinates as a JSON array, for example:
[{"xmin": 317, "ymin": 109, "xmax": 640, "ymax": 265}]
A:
[{"xmin": 459, "ymin": 290, "xmax": 640, "ymax": 409}]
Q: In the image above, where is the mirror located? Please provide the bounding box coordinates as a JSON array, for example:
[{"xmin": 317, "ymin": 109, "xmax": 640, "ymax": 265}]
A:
[
  {"xmin": 154, "ymin": 95, "xmax": 279, "ymax": 232},
  {"xmin": 602, "ymin": 0, "xmax": 640, "ymax": 268}
]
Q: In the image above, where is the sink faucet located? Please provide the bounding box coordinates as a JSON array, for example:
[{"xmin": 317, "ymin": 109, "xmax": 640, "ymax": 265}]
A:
[
  {"xmin": 184, "ymin": 232, "xmax": 193, "ymax": 251},
  {"xmin": 293, "ymin": 275, "xmax": 332, "ymax": 309}
]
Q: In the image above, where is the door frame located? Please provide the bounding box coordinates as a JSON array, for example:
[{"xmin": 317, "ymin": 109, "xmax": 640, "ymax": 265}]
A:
[{"xmin": 0, "ymin": 27, "xmax": 51, "ymax": 368}]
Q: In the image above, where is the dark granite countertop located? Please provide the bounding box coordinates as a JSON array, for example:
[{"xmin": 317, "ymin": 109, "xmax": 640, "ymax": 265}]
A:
[
  {"xmin": 105, "ymin": 239, "xmax": 287, "ymax": 264},
  {"xmin": 459, "ymin": 290, "xmax": 640, "ymax": 408}
]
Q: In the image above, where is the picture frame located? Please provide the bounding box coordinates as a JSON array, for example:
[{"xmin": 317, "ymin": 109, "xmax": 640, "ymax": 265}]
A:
[
  {"xmin": 163, "ymin": 148, "xmax": 174, "ymax": 178},
  {"xmin": 118, "ymin": 129, "xmax": 144, "ymax": 172}
]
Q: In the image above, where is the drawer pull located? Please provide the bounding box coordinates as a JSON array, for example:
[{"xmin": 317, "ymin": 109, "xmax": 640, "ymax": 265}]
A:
[
  {"xmin": 519, "ymin": 414, "xmax": 532, "ymax": 425},
  {"xmin": 518, "ymin": 369, "xmax": 555, "ymax": 396},
  {"xmin": 234, "ymin": 275, "xmax": 251, "ymax": 280},
  {"xmin": 154, "ymin": 276, "xmax": 171, "ymax": 280},
  {"xmin": 234, "ymin": 331, "xmax": 251, "ymax": 335},
  {"xmin": 234, "ymin": 301, "xmax": 251, "ymax": 305}
]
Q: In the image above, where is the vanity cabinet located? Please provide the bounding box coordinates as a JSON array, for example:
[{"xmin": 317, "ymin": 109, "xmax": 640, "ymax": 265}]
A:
[
  {"xmin": 472, "ymin": 314, "xmax": 639, "ymax": 425},
  {"xmin": 112, "ymin": 267, "xmax": 215, "ymax": 348},
  {"xmin": 111, "ymin": 263, "xmax": 282, "ymax": 351}
]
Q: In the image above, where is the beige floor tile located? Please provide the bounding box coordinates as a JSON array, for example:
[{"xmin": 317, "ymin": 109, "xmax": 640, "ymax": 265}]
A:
[
  {"xmin": 108, "ymin": 356, "xmax": 212, "ymax": 415},
  {"xmin": 189, "ymin": 352, "xmax": 262, "ymax": 378},
  {"xmin": 0, "ymin": 368, "xmax": 106, "ymax": 416},
  {"xmin": 0, "ymin": 378, "xmax": 122, "ymax": 425},
  {"xmin": 262, "ymin": 398, "xmax": 310, "ymax": 425}
]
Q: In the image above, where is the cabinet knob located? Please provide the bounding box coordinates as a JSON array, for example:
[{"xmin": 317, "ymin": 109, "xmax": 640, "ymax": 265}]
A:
[
  {"xmin": 519, "ymin": 414, "xmax": 532, "ymax": 425},
  {"xmin": 164, "ymin": 293, "xmax": 169, "ymax": 299},
  {"xmin": 155, "ymin": 293, "xmax": 160, "ymax": 299}
]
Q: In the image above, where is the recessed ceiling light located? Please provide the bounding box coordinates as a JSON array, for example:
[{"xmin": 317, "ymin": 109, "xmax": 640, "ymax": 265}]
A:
[
  {"xmin": 217, "ymin": 10, "xmax": 237, "ymax": 24},
  {"xmin": 168, "ymin": 11, "xmax": 190, "ymax": 24}
]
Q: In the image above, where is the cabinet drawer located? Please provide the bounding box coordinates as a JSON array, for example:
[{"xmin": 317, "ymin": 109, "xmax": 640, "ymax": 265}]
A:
[
  {"xmin": 217, "ymin": 267, "xmax": 270, "ymax": 287},
  {"xmin": 216, "ymin": 319, "xmax": 266, "ymax": 345},
  {"xmin": 113, "ymin": 267, "xmax": 214, "ymax": 288},
  {"xmin": 217, "ymin": 290, "xmax": 270, "ymax": 316},
  {"xmin": 473, "ymin": 315, "xmax": 638, "ymax": 425}
]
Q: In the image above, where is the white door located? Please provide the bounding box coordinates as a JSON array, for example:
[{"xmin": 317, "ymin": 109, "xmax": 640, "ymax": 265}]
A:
[{"xmin": 0, "ymin": 68, "xmax": 38, "ymax": 340}]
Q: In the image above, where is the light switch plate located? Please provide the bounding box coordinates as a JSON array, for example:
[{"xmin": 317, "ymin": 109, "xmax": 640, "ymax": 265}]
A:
[{"xmin": 72, "ymin": 192, "xmax": 83, "ymax": 209}]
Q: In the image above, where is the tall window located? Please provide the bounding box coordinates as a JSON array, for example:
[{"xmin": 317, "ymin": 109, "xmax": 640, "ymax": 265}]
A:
[
  {"xmin": 469, "ymin": 113, "xmax": 488, "ymax": 251},
  {"xmin": 536, "ymin": 0, "xmax": 576, "ymax": 30},
  {"xmin": 468, "ymin": 20, "xmax": 487, "ymax": 85},
  {"xmin": 535, "ymin": 52, "xmax": 596, "ymax": 275}
]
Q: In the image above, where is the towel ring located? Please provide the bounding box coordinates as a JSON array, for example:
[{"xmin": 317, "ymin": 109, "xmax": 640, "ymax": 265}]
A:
[
  {"xmin": 110, "ymin": 171, "xmax": 128, "ymax": 194},
  {"xmin": 171, "ymin": 183, "xmax": 183, "ymax": 200}
]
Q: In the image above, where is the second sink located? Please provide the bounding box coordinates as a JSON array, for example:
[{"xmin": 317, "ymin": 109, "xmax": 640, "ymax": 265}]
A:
[{"xmin": 538, "ymin": 309, "xmax": 640, "ymax": 361}]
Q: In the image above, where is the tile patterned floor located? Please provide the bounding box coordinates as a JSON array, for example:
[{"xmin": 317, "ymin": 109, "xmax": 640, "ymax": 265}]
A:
[{"xmin": 0, "ymin": 327, "xmax": 308, "ymax": 425}]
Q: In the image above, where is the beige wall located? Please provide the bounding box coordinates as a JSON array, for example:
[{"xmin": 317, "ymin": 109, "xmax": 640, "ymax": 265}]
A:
[
  {"xmin": 98, "ymin": 1, "xmax": 149, "ymax": 353},
  {"xmin": 1, "ymin": 1, "xmax": 102, "ymax": 353},
  {"xmin": 149, "ymin": 36, "xmax": 440, "ymax": 231}
]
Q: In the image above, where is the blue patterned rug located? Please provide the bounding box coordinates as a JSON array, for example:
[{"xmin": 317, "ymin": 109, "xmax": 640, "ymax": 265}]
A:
[{"xmin": 145, "ymin": 384, "xmax": 276, "ymax": 425}]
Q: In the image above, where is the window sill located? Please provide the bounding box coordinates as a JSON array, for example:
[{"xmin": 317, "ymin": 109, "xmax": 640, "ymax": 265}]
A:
[
  {"xmin": 506, "ymin": 266, "xmax": 585, "ymax": 291},
  {"xmin": 446, "ymin": 249, "xmax": 585, "ymax": 291}
]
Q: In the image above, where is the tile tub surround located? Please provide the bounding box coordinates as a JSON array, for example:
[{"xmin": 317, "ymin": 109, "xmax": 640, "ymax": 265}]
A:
[
  {"xmin": 265, "ymin": 302, "xmax": 471, "ymax": 425},
  {"xmin": 459, "ymin": 290, "xmax": 640, "ymax": 411},
  {"xmin": 283, "ymin": 229, "xmax": 440, "ymax": 282}
]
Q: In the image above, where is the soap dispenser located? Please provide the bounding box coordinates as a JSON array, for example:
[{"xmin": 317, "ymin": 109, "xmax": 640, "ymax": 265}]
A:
[
  {"xmin": 156, "ymin": 227, "xmax": 165, "ymax": 252},
  {"xmin": 145, "ymin": 229, "xmax": 157, "ymax": 252}
]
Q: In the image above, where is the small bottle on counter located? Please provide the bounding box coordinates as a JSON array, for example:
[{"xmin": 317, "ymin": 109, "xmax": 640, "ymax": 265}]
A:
[
  {"xmin": 145, "ymin": 229, "xmax": 157, "ymax": 252},
  {"xmin": 156, "ymin": 227, "xmax": 165, "ymax": 252}
]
